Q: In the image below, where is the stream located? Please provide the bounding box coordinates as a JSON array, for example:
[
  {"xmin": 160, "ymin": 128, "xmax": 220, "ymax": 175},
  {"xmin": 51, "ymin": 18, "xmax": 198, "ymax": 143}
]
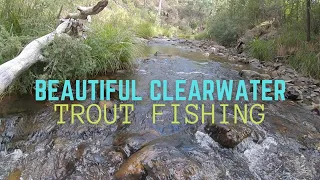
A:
[{"xmin": 0, "ymin": 38, "xmax": 319, "ymax": 180}]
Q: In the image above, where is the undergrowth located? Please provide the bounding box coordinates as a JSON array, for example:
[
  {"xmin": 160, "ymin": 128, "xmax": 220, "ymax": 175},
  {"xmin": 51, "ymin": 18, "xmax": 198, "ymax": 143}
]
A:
[{"xmin": 248, "ymin": 39, "xmax": 275, "ymax": 61}]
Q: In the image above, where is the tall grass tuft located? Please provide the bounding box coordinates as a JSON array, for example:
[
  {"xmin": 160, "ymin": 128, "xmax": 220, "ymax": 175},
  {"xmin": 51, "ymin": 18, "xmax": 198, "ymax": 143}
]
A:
[
  {"xmin": 134, "ymin": 22, "xmax": 156, "ymax": 39},
  {"xmin": 86, "ymin": 24, "xmax": 138, "ymax": 74},
  {"xmin": 289, "ymin": 43, "xmax": 320, "ymax": 79},
  {"xmin": 248, "ymin": 39, "xmax": 275, "ymax": 61}
]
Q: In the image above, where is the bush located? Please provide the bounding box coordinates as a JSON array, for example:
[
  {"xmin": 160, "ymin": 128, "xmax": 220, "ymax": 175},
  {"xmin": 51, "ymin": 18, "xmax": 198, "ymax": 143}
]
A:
[
  {"xmin": 134, "ymin": 22, "xmax": 155, "ymax": 39},
  {"xmin": 157, "ymin": 26, "xmax": 178, "ymax": 38},
  {"xmin": 86, "ymin": 23, "xmax": 138, "ymax": 73},
  {"xmin": 42, "ymin": 37, "xmax": 96, "ymax": 80},
  {"xmin": 207, "ymin": 18, "xmax": 238, "ymax": 46},
  {"xmin": 289, "ymin": 43, "xmax": 320, "ymax": 79},
  {"xmin": 248, "ymin": 39, "xmax": 275, "ymax": 61},
  {"xmin": 194, "ymin": 31, "xmax": 209, "ymax": 40},
  {"xmin": 7, "ymin": 37, "xmax": 95, "ymax": 94},
  {"xmin": 7, "ymin": 23, "xmax": 139, "ymax": 94},
  {"xmin": 0, "ymin": 26, "xmax": 23, "ymax": 64}
]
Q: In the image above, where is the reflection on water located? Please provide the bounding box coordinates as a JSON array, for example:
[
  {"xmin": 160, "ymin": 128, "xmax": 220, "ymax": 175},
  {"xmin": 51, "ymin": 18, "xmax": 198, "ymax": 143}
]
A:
[{"xmin": 0, "ymin": 95, "xmax": 47, "ymax": 117}]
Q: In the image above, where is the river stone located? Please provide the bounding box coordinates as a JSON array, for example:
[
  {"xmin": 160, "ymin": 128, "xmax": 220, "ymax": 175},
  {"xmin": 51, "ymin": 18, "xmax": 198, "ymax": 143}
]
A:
[
  {"xmin": 7, "ymin": 168, "xmax": 22, "ymax": 180},
  {"xmin": 238, "ymin": 57, "xmax": 249, "ymax": 64},
  {"xmin": 99, "ymin": 100, "xmax": 114, "ymax": 109},
  {"xmin": 314, "ymin": 88, "xmax": 320, "ymax": 93},
  {"xmin": 239, "ymin": 70, "xmax": 271, "ymax": 80},
  {"xmin": 114, "ymin": 144, "xmax": 202, "ymax": 180},
  {"xmin": 250, "ymin": 59, "xmax": 262, "ymax": 69},
  {"xmin": 285, "ymin": 86, "xmax": 302, "ymax": 101},
  {"xmin": 113, "ymin": 130, "xmax": 161, "ymax": 157},
  {"xmin": 203, "ymin": 52, "xmax": 210, "ymax": 57},
  {"xmin": 313, "ymin": 80, "xmax": 320, "ymax": 86},
  {"xmin": 239, "ymin": 70, "xmax": 259, "ymax": 79},
  {"xmin": 210, "ymin": 47, "xmax": 218, "ymax": 54},
  {"xmin": 273, "ymin": 63, "xmax": 282, "ymax": 69},
  {"xmin": 204, "ymin": 123, "xmax": 252, "ymax": 148},
  {"xmin": 271, "ymin": 71, "xmax": 279, "ymax": 78}
]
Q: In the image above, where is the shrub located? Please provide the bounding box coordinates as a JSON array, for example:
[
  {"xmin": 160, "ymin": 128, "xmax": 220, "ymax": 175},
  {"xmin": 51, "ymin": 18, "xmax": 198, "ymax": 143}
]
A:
[
  {"xmin": 158, "ymin": 26, "xmax": 178, "ymax": 38},
  {"xmin": 207, "ymin": 18, "xmax": 238, "ymax": 46},
  {"xmin": 42, "ymin": 37, "xmax": 96, "ymax": 81},
  {"xmin": 134, "ymin": 22, "xmax": 156, "ymax": 39},
  {"xmin": 248, "ymin": 39, "xmax": 275, "ymax": 61},
  {"xmin": 0, "ymin": 26, "xmax": 23, "ymax": 64},
  {"xmin": 7, "ymin": 23, "xmax": 140, "ymax": 94},
  {"xmin": 289, "ymin": 43, "xmax": 320, "ymax": 79},
  {"xmin": 85, "ymin": 23, "xmax": 138, "ymax": 73},
  {"xmin": 194, "ymin": 31, "xmax": 209, "ymax": 40}
]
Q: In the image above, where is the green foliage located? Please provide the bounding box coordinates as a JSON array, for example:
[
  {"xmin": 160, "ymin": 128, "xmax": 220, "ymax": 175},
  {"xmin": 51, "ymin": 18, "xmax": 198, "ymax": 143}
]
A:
[
  {"xmin": 8, "ymin": 24, "xmax": 139, "ymax": 94},
  {"xmin": 42, "ymin": 37, "xmax": 96, "ymax": 81},
  {"xmin": 189, "ymin": 21, "xmax": 197, "ymax": 30},
  {"xmin": 194, "ymin": 31, "xmax": 209, "ymax": 40},
  {"xmin": 134, "ymin": 22, "xmax": 156, "ymax": 39},
  {"xmin": 158, "ymin": 26, "xmax": 178, "ymax": 38},
  {"xmin": 207, "ymin": 17, "xmax": 238, "ymax": 46},
  {"xmin": 0, "ymin": 26, "xmax": 23, "ymax": 64},
  {"xmin": 85, "ymin": 24, "xmax": 137, "ymax": 73},
  {"xmin": 0, "ymin": 0, "xmax": 144, "ymax": 94},
  {"xmin": 248, "ymin": 39, "xmax": 275, "ymax": 61},
  {"xmin": 7, "ymin": 37, "xmax": 95, "ymax": 94},
  {"xmin": 0, "ymin": 0, "xmax": 59, "ymax": 36},
  {"xmin": 289, "ymin": 43, "xmax": 320, "ymax": 79},
  {"xmin": 277, "ymin": 24, "xmax": 306, "ymax": 48}
]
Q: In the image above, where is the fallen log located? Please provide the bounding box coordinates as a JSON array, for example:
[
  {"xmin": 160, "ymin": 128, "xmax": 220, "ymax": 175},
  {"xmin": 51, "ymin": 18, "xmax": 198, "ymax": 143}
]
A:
[{"xmin": 0, "ymin": 0, "xmax": 108, "ymax": 95}]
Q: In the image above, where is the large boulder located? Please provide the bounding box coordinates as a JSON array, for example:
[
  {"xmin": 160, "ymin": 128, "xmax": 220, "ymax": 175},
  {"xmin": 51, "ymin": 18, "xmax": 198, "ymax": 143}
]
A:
[{"xmin": 237, "ymin": 19, "xmax": 279, "ymax": 54}]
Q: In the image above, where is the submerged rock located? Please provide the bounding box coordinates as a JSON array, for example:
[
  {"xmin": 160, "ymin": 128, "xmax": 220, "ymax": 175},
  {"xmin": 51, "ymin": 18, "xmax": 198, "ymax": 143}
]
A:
[
  {"xmin": 204, "ymin": 123, "xmax": 252, "ymax": 148},
  {"xmin": 114, "ymin": 143, "xmax": 202, "ymax": 180},
  {"xmin": 113, "ymin": 130, "xmax": 161, "ymax": 157},
  {"xmin": 7, "ymin": 168, "xmax": 22, "ymax": 180}
]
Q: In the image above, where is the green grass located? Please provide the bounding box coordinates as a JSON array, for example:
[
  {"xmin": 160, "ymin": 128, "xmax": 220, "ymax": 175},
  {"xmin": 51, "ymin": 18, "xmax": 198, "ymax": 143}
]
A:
[
  {"xmin": 86, "ymin": 23, "xmax": 138, "ymax": 73},
  {"xmin": 289, "ymin": 43, "xmax": 320, "ymax": 79},
  {"xmin": 0, "ymin": 26, "xmax": 22, "ymax": 64},
  {"xmin": 194, "ymin": 31, "xmax": 210, "ymax": 40},
  {"xmin": 0, "ymin": 0, "xmax": 144, "ymax": 94},
  {"xmin": 7, "ymin": 23, "xmax": 140, "ymax": 94},
  {"xmin": 134, "ymin": 22, "xmax": 156, "ymax": 39},
  {"xmin": 248, "ymin": 39, "xmax": 275, "ymax": 61}
]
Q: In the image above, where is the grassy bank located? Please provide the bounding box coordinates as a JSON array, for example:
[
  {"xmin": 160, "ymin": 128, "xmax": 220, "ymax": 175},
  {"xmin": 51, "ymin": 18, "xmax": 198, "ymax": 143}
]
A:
[
  {"xmin": 247, "ymin": 26, "xmax": 320, "ymax": 79},
  {"xmin": 193, "ymin": 0, "xmax": 320, "ymax": 79},
  {"xmin": 0, "ymin": 0, "xmax": 180, "ymax": 94}
]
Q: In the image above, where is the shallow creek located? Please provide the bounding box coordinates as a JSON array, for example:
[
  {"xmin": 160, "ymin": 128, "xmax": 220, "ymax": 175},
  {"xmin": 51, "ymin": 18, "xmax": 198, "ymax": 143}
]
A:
[{"xmin": 0, "ymin": 38, "xmax": 319, "ymax": 180}]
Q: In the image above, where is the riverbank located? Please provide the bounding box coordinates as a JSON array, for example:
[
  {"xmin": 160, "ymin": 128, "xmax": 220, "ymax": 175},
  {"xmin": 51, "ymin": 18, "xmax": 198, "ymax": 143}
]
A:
[{"xmin": 173, "ymin": 38, "xmax": 320, "ymax": 112}]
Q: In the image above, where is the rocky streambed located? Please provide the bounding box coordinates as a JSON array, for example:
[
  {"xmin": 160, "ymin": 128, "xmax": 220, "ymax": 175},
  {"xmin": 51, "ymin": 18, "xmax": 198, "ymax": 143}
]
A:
[{"xmin": 0, "ymin": 38, "xmax": 319, "ymax": 179}]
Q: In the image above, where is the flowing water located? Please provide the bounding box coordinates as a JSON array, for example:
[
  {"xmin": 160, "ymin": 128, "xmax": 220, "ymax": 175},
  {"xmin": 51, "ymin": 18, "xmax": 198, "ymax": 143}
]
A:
[{"xmin": 0, "ymin": 38, "xmax": 319, "ymax": 179}]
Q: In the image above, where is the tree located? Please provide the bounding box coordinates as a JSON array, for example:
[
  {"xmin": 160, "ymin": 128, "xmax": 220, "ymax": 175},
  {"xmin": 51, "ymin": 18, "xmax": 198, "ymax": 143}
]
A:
[
  {"xmin": 158, "ymin": 0, "xmax": 163, "ymax": 16},
  {"xmin": 306, "ymin": 0, "xmax": 311, "ymax": 41}
]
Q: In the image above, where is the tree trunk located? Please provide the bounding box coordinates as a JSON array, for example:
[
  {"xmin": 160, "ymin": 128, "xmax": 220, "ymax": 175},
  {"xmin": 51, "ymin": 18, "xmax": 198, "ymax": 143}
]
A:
[
  {"xmin": 158, "ymin": 0, "xmax": 163, "ymax": 16},
  {"xmin": 306, "ymin": 0, "xmax": 311, "ymax": 42},
  {"xmin": 0, "ymin": 0, "xmax": 108, "ymax": 95}
]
